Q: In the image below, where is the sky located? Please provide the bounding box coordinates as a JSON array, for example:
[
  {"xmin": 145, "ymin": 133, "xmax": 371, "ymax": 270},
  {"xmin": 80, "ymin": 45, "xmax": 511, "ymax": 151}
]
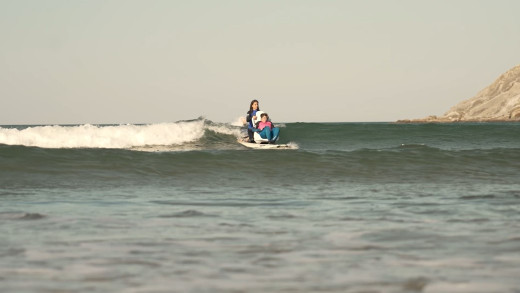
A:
[{"xmin": 1, "ymin": 0, "xmax": 519, "ymax": 124}]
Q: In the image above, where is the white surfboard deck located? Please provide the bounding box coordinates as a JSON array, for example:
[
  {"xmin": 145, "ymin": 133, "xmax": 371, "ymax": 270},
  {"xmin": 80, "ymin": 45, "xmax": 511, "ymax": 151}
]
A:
[{"xmin": 238, "ymin": 139, "xmax": 292, "ymax": 150}]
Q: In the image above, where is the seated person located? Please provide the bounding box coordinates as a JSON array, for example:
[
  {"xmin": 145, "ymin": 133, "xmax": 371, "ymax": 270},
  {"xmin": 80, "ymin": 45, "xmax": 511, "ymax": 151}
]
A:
[
  {"xmin": 253, "ymin": 113, "xmax": 280, "ymax": 143},
  {"xmin": 245, "ymin": 99, "xmax": 260, "ymax": 142}
]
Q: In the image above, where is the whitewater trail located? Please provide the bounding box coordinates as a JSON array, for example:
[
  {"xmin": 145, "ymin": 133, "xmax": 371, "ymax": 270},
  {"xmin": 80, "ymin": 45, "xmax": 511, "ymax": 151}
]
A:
[{"xmin": 0, "ymin": 120, "xmax": 243, "ymax": 149}]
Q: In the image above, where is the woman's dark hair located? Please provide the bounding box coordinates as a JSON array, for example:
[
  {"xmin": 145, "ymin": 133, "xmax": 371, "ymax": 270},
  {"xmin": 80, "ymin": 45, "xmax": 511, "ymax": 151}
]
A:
[{"xmin": 247, "ymin": 99, "xmax": 260, "ymax": 114}]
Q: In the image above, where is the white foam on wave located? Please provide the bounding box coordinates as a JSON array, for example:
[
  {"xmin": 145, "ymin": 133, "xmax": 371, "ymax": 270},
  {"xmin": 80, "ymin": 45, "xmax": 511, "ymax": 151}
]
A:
[
  {"xmin": 231, "ymin": 116, "xmax": 247, "ymax": 127},
  {"xmin": 0, "ymin": 120, "xmax": 209, "ymax": 149},
  {"xmin": 207, "ymin": 123, "xmax": 244, "ymax": 137},
  {"xmin": 286, "ymin": 142, "xmax": 299, "ymax": 149}
]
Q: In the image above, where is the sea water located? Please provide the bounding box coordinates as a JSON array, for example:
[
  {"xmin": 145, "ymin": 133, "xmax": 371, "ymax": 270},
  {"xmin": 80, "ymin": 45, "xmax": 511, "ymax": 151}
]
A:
[{"xmin": 1, "ymin": 119, "xmax": 519, "ymax": 292}]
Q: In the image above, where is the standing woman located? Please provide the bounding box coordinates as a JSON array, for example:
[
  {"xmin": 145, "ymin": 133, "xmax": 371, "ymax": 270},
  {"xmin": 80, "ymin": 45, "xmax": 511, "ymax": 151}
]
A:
[{"xmin": 246, "ymin": 99, "xmax": 260, "ymax": 142}]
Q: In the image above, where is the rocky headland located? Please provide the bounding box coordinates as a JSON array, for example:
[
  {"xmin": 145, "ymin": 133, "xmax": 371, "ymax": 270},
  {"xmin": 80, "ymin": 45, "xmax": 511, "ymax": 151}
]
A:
[{"xmin": 398, "ymin": 64, "xmax": 520, "ymax": 123}]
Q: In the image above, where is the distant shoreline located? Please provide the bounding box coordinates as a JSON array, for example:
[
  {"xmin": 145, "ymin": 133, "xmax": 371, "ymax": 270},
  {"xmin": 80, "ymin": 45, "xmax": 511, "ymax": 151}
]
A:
[{"xmin": 400, "ymin": 64, "xmax": 520, "ymax": 123}]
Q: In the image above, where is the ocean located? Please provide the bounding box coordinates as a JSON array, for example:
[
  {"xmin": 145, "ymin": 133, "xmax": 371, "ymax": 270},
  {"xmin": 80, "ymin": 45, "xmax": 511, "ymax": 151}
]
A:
[{"xmin": 1, "ymin": 119, "xmax": 519, "ymax": 293}]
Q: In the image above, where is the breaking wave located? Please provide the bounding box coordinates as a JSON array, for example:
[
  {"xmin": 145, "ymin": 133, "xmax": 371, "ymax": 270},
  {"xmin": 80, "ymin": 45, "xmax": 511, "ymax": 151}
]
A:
[{"xmin": 0, "ymin": 118, "xmax": 243, "ymax": 149}]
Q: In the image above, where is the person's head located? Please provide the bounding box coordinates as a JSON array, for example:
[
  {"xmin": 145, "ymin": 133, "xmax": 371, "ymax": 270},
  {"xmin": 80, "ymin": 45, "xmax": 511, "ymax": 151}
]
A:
[
  {"xmin": 249, "ymin": 99, "xmax": 260, "ymax": 113},
  {"xmin": 260, "ymin": 113, "xmax": 269, "ymax": 122}
]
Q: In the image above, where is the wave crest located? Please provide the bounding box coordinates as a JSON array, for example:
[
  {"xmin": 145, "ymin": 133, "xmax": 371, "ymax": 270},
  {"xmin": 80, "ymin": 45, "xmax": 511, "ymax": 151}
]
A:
[{"xmin": 0, "ymin": 119, "xmax": 242, "ymax": 149}]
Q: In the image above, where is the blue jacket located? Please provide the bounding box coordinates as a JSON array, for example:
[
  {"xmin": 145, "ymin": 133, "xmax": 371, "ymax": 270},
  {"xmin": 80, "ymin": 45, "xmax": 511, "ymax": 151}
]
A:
[{"xmin": 246, "ymin": 110, "xmax": 258, "ymax": 129}]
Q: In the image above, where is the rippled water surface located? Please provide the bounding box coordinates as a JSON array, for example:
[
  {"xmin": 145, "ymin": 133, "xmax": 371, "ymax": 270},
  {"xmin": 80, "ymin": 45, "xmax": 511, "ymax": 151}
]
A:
[{"xmin": 1, "ymin": 121, "xmax": 520, "ymax": 292}]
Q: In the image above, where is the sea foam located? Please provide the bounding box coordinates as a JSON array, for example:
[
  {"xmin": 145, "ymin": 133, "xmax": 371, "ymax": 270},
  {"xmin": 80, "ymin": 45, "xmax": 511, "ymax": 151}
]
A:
[{"xmin": 0, "ymin": 120, "xmax": 214, "ymax": 149}]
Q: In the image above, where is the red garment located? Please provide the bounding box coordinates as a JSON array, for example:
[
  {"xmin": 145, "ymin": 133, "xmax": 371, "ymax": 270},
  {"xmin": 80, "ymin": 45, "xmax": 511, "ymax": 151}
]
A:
[{"xmin": 257, "ymin": 121, "xmax": 273, "ymax": 130}]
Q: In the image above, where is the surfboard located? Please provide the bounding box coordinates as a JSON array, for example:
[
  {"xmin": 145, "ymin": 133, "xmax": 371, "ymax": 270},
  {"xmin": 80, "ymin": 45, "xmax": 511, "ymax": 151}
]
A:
[{"xmin": 237, "ymin": 139, "xmax": 292, "ymax": 150}]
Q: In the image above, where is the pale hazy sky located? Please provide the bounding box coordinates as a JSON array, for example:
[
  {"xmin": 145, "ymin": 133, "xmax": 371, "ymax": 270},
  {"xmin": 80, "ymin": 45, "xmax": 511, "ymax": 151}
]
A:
[{"xmin": 1, "ymin": 0, "xmax": 519, "ymax": 124}]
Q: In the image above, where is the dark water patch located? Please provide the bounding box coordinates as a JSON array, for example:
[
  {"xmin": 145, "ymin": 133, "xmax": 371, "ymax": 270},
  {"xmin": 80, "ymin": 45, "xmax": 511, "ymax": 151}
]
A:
[
  {"xmin": 327, "ymin": 276, "xmax": 429, "ymax": 293},
  {"xmin": 238, "ymin": 244, "xmax": 295, "ymax": 255},
  {"xmin": 374, "ymin": 216, "xmax": 421, "ymax": 224},
  {"xmin": 254, "ymin": 229, "xmax": 291, "ymax": 236},
  {"xmin": 82, "ymin": 271, "xmax": 140, "ymax": 283},
  {"xmin": 340, "ymin": 217, "xmax": 365, "ymax": 222},
  {"xmin": 252, "ymin": 256, "xmax": 283, "ymax": 267},
  {"xmin": 0, "ymin": 212, "xmax": 46, "ymax": 220},
  {"xmin": 97, "ymin": 258, "xmax": 162, "ymax": 268},
  {"xmin": 315, "ymin": 196, "xmax": 365, "ymax": 201},
  {"xmin": 399, "ymin": 143, "xmax": 430, "ymax": 149},
  {"xmin": 219, "ymin": 222, "xmax": 255, "ymax": 228},
  {"xmin": 362, "ymin": 229, "xmax": 440, "ymax": 243},
  {"xmin": 0, "ymin": 190, "xmax": 35, "ymax": 197},
  {"xmin": 159, "ymin": 210, "xmax": 216, "ymax": 218},
  {"xmin": 402, "ymin": 277, "xmax": 430, "ymax": 292},
  {"xmin": 200, "ymin": 236, "xmax": 243, "ymax": 242},
  {"xmin": 179, "ymin": 258, "xmax": 205, "ymax": 266},
  {"xmin": 129, "ymin": 241, "xmax": 177, "ymax": 248},
  {"xmin": 501, "ymin": 190, "xmax": 520, "ymax": 198},
  {"xmin": 0, "ymin": 248, "xmax": 25, "ymax": 257},
  {"xmin": 346, "ymin": 244, "xmax": 386, "ymax": 251},
  {"xmin": 407, "ymin": 209, "xmax": 456, "ymax": 216},
  {"xmin": 446, "ymin": 218, "xmax": 490, "ymax": 223},
  {"xmin": 219, "ymin": 266, "xmax": 252, "ymax": 274},
  {"xmin": 267, "ymin": 213, "xmax": 297, "ymax": 219},
  {"xmin": 151, "ymin": 199, "xmax": 310, "ymax": 208},
  {"xmin": 486, "ymin": 237, "xmax": 520, "ymax": 253},
  {"xmin": 391, "ymin": 202, "xmax": 445, "ymax": 207},
  {"xmin": 19, "ymin": 213, "xmax": 47, "ymax": 220},
  {"xmin": 488, "ymin": 237, "xmax": 520, "ymax": 245},
  {"xmin": 460, "ymin": 194, "xmax": 496, "ymax": 200}
]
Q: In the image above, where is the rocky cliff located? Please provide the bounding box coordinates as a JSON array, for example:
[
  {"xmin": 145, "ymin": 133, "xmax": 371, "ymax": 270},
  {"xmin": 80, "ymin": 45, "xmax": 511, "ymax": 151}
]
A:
[{"xmin": 399, "ymin": 64, "xmax": 520, "ymax": 122}]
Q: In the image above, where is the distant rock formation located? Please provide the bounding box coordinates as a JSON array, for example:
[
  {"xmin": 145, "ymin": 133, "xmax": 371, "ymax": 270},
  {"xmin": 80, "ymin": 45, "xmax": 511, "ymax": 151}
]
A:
[{"xmin": 399, "ymin": 64, "xmax": 520, "ymax": 123}]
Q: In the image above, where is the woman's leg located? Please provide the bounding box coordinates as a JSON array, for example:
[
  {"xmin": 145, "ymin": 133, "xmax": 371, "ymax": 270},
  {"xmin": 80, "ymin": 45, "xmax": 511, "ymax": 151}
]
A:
[{"xmin": 247, "ymin": 128, "xmax": 254, "ymax": 142}]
